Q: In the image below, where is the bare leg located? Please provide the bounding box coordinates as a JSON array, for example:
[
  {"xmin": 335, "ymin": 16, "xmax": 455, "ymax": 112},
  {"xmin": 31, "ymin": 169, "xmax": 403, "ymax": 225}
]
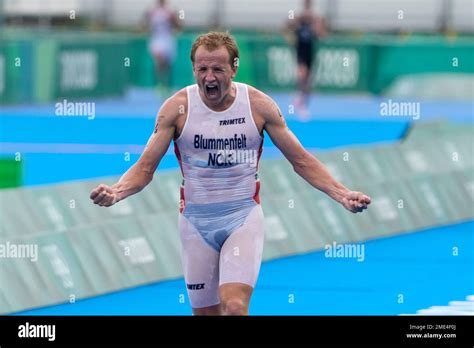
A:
[
  {"xmin": 219, "ymin": 283, "xmax": 253, "ymax": 316},
  {"xmin": 297, "ymin": 63, "xmax": 310, "ymax": 97},
  {"xmin": 153, "ymin": 52, "xmax": 171, "ymax": 94},
  {"xmin": 296, "ymin": 63, "xmax": 311, "ymax": 119},
  {"xmin": 192, "ymin": 304, "xmax": 222, "ymax": 316}
]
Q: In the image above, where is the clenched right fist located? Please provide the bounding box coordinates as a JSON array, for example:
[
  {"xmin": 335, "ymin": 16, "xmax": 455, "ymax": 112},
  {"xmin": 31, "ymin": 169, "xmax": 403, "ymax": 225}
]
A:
[{"xmin": 90, "ymin": 184, "xmax": 119, "ymax": 207}]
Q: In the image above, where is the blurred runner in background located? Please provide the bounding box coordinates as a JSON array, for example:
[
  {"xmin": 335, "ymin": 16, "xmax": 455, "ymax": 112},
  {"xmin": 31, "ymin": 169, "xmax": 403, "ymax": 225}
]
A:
[
  {"xmin": 285, "ymin": 0, "xmax": 327, "ymax": 120},
  {"xmin": 146, "ymin": 0, "xmax": 181, "ymax": 95}
]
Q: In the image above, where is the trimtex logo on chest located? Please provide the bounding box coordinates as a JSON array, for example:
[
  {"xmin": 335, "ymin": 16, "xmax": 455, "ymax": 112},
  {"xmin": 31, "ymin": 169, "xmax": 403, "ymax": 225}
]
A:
[{"xmin": 219, "ymin": 117, "xmax": 246, "ymax": 126}]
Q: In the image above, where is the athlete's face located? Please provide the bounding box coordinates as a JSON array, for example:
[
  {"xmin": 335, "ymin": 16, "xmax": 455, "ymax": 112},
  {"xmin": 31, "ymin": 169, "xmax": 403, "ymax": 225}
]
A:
[{"xmin": 193, "ymin": 46, "xmax": 237, "ymax": 107}]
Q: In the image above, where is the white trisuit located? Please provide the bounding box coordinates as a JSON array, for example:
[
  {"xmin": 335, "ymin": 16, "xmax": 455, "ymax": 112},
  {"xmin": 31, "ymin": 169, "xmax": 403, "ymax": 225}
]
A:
[{"xmin": 174, "ymin": 82, "xmax": 265, "ymax": 308}]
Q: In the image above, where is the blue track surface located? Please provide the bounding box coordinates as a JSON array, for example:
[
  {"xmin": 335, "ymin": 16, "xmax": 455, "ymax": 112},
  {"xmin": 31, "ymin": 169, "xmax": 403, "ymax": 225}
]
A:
[
  {"xmin": 15, "ymin": 220, "xmax": 473, "ymax": 315},
  {"xmin": 0, "ymin": 117, "xmax": 408, "ymax": 186},
  {"xmin": 1, "ymin": 91, "xmax": 472, "ymax": 186}
]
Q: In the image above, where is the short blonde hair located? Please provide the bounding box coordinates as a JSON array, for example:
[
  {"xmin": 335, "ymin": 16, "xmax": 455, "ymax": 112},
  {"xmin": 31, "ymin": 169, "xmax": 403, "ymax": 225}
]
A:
[{"xmin": 190, "ymin": 31, "xmax": 239, "ymax": 67}]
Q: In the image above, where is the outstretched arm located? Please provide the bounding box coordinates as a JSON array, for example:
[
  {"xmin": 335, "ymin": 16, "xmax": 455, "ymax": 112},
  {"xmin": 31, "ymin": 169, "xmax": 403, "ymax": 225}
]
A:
[
  {"xmin": 171, "ymin": 11, "xmax": 182, "ymax": 32},
  {"xmin": 313, "ymin": 15, "xmax": 328, "ymax": 38},
  {"xmin": 260, "ymin": 96, "xmax": 370, "ymax": 213},
  {"xmin": 90, "ymin": 95, "xmax": 181, "ymax": 207}
]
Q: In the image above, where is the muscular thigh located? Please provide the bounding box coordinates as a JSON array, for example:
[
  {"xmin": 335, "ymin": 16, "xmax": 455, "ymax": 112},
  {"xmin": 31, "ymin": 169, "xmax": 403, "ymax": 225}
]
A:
[
  {"xmin": 219, "ymin": 205, "xmax": 265, "ymax": 287},
  {"xmin": 179, "ymin": 214, "xmax": 220, "ymax": 309}
]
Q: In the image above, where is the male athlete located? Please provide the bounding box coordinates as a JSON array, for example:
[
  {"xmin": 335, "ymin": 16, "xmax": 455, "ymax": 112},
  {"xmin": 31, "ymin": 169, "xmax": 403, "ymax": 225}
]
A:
[{"xmin": 90, "ymin": 32, "xmax": 371, "ymax": 316}]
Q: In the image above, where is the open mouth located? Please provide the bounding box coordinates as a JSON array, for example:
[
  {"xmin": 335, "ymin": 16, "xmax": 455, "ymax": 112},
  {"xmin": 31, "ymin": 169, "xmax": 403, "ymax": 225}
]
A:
[{"xmin": 205, "ymin": 84, "xmax": 219, "ymax": 98}]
